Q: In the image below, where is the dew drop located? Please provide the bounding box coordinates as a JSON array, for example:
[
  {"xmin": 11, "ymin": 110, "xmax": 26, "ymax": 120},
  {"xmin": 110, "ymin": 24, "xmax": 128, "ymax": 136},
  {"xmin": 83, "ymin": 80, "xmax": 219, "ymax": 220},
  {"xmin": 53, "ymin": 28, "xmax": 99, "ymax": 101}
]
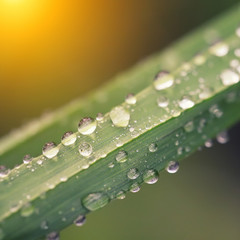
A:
[
  {"xmin": 21, "ymin": 203, "xmax": 34, "ymax": 217},
  {"xmin": 234, "ymin": 48, "xmax": 240, "ymax": 58},
  {"xmin": 46, "ymin": 231, "xmax": 59, "ymax": 240},
  {"xmin": 148, "ymin": 143, "xmax": 158, "ymax": 152},
  {"xmin": 143, "ymin": 169, "xmax": 159, "ymax": 184},
  {"xmin": 193, "ymin": 54, "xmax": 206, "ymax": 65},
  {"xmin": 209, "ymin": 104, "xmax": 223, "ymax": 118},
  {"xmin": 205, "ymin": 139, "xmax": 213, "ymax": 148},
  {"xmin": 125, "ymin": 93, "xmax": 137, "ymax": 105},
  {"xmin": 127, "ymin": 168, "xmax": 140, "ymax": 180},
  {"xmin": 199, "ymin": 87, "xmax": 213, "ymax": 100},
  {"xmin": 23, "ymin": 154, "xmax": 33, "ymax": 164},
  {"xmin": 220, "ymin": 69, "xmax": 239, "ymax": 86},
  {"xmin": 166, "ymin": 161, "xmax": 179, "ymax": 174},
  {"xmin": 61, "ymin": 131, "xmax": 77, "ymax": 146},
  {"xmin": 236, "ymin": 27, "xmax": 240, "ymax": 38},
  {"xmin": 216, "ymin": 131, "xmax": 229, "ymax": 144},
  {"xmin": 82, "ymin": 192, "xmax": 109, "ymax": 211},
  {"xmin": 184, "ymin": 121, "xmax": 194, "ymax": 133},
  {"xmin": 74, "ymin": 215, "xmax": 86, "ymax": 227},
  {"xmin": 157, "ymin": 96, "xmax": 169, "ymax": 108},
  {"xmin": 209, "ymin": 41, "xmax": 229, "ymax": 57},
  {"xmin": 110, "ymin": 106, "xmax": 130, "ymax": 127},
  {"xmin": 116, "ymin": 191, "xmax": 126, "ymax": 200},
  {"xmin": 130, "ymin": 183, "xmax": 140, "ymax": 193},
  {"xmin": 79, "ymin": 142, "xmax": 92, "ymax": 157},
  {"xmin": 78, "ymin": 117, "xmax": 97, "ymax": 135},
  {"xmin": 0, "ymin": 166, "xmax": 9, "ymax": 178},
  {"xmin": 96, "ymin": 113, "xmax": 104, "ymax": 121},
  {"xmin": 153, "ymin": 71, "xmax": 174, "ymax": 90},
  {"xmin": 42, "ymin": 142, "xmax": 59, "ymax": 159},
  {"xmin": 108, "ymin": 162, "xmax": 115, "ymax": 168},
  {"xmin": 116, "ymin": 150, "xmax": 128, "ymax": 163},
  {"xmin": 40, "ymin": 220, "xmax": 49, "ymax": 230},
  {"xmin": 178, "ymin": 96, "xmax": 195, "ymax": 109}
]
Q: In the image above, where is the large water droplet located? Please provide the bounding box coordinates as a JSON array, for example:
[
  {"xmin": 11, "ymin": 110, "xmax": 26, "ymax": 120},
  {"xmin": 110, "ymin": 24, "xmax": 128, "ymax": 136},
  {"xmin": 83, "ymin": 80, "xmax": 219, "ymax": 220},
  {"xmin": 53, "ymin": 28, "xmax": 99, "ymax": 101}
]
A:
[
  {"xmin": 178, "ymin": 96, "xmax": 195, "ymax": 109},
  {"xmin": 79, "ymin": 142, "xmax": 92, "ymax": 157},
  {"xmin": 23, "ymin": 154, "xmax": 33, "ymax": 164},
  {"xmin": 220, "ymin": 69, "xmax": 239, "ymax": 86},
  {"xmin": 42, "ymin": 142, "xmax": 59, "ymax": 159},
  {"xmin": 148, "ymin": 143, "xmax": 158, "ymax": 152},
  {"xmin": 157, "ymin": 96, "xmax": 169, "ymax": 108},
  {"xmin": 209, "ymin": 41, "xmax": 229, "ymax": 57},
  {"xmin": 115, "ymin": 150, "xmax": 128, "ymax": 163},
  {"xmin": 130, "ymin": 183, "xmax": 140, "ymax": 193},
  {"xmin": 216, "ymin": 131, "xmax": 229, "ymax": 144},
  {"xmin": 46, "ymin": 232, "xmax": 59, "ymax": 240},
  {"xmin": 153, "ymin": 71, "xmax": 174, "ymax": 90},
  {"xmin": 74, "ymin": 215, "xmax": 86, "ymax": 227},
  {"xmin": 78, "ymin": 117, "xmax": 97, "ymax": 135},
  {"xmin": 125, "ymin": 93, "xmax": 137, "ymax": 105},
  {"xmin": 61, "ymin": 131, "xmax": 77, "ymax": 146},
  {"xmin": 143, "ymin": 169, "xmax": 159, "ymax": 184},
  {"xmin": 82, "ymin": 192, "xmax": 109, "ymax": 211},
  {"xmin": 110, "ymin": 106, "xmax": 130, "ymax": 127},
  {"xmin": 127, "ymin": 168, "xmax": 140, "ymax": 180},
  {"xmin": 166, "ymin": 161, "xmax": 179, "ymax": 174},
  {"xmin": 20, "ymin": 203, "xmax": 34, "ymax": 217}
]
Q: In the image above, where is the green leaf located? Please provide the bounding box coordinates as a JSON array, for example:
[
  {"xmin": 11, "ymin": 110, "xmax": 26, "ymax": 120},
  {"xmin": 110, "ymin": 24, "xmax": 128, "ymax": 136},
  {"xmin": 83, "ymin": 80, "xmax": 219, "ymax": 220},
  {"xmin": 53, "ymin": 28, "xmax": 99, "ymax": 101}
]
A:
[{"xmin": 1, "ymin": 4, "xmax": 240, "ymax": 240}]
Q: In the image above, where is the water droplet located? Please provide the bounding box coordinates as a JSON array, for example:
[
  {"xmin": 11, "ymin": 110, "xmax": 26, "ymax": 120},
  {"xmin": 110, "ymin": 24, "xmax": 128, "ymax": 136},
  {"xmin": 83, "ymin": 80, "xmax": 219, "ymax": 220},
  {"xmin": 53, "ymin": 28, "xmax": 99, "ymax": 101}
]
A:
[
  {"xmin": 110, "ymin": 106, "xmax": 130, "ymax": 127},
  {"xmin": 0, "ymin": 166, "xmax": 9, "ymax": 178},
  {"xmin": 82, "ymin": 192, "xmax": 109, "ymax": 211},
  {"xmin": 74, "ymin": 215, "xmax": 86, "ymax": 227},
  {"xmin": 96, "ymin": 113, "xmax": 104, "ymax": 121},
  {"xmin": 209, "ymin": 41, "xmax": 229, "ymax": 57},
  {"xmin": 234, "ymin": 48, "xmax": 240, "ymax": 57},
  {"xmin": 193, "ymin": 54, "xmax": 206, "ymax": 65},
  {"xmin": 209, "ymin": 104, "xmax": 223, "ymax": 118},
  {"xmin": 199, "ymin": 87, "xmax": 213, "ymax": 100},
  {"xmin": 205, "ymin": 139, "xmax": 213, "ymax": 148},
  {"xmin": 108, "ymin": 162, "xmax": 115, "ymax": 168},
  {"xmin": 216, "ymin": 131, "xmax": 229, "ymax": 144},
  {"xmin": 40, "ymin": 220, "xmax": 49, "ymax": 230},
  {"xmin": 116, "ymin": 191, "xmax": 126, "ymax": 200},
  {"xmin": 166, "ymin": 161, "xmax": 179, "ymax": 174},
  {"xmin": 148, "ymin": 143, "xmax": 158, "ymax": 152},
  {"xmin": 78, "ymin": 117, "xmax": 97, "ymax": 135},
  {"xmin": 127, "ymin": 168, "xmax": 140, "ymax": 180},
  {"xmin": 220, "ymin": 69, "xmax": 239, "ymax": 86},
  {"xmin": 153, "ymin": 71, "xmax": 174, "ymax": 90},
  {"xmin": 157, "ymin": 96, "xmax": 169, "ymax": 108},
  {"xmin": 130, "ymin": 183, "xmax": 140, "ymax": 193},
  {"xmin": 143, "ymin": 169, "xmax": 159, "ymax": 184},
  {"xmin": 79, "ymin": 142, "xmax": 92, "ymax": 157},
  {"xmin": 178, "ymin": 96, "xmax": 195, "ymax": 109},
  {"xmin": 115, "ymin": 150, "xmax": 128, "ymax": 163},
  {"xmin": 184, "ymin": 121, "xmax": 194, "ymax": 132},
  {"xmin": 46, "ymin": 231, "xmax": 59, "ymax": 240},
  {"xmin": 23, "ymin": 154, "xmax": 32, "ymax": 164},
  {"xmin": 21, "ymin": 203, "xmax": 34, "ymax": 217},
  {"xmin": 125, "ymin": 93, "xmax": 137, "ymax": 105},
  {"xmin": 42, "ymin": 142, "xmax": 59, "ymax": 159},
  {"xmin": 61, "ymin": 131, "xmax": 77, "ymax": 146},
  {"xmin": 236, "ymin": 27, "xmax": 240, "ymax": 38}
]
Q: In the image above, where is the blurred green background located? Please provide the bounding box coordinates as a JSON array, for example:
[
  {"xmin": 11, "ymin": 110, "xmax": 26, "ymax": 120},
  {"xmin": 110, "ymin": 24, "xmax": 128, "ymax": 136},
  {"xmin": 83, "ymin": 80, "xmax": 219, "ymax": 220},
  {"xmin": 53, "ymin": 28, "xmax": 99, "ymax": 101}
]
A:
[{"xmin": 0, "ymin": 0, "xmax": 240, "ymax": 239}]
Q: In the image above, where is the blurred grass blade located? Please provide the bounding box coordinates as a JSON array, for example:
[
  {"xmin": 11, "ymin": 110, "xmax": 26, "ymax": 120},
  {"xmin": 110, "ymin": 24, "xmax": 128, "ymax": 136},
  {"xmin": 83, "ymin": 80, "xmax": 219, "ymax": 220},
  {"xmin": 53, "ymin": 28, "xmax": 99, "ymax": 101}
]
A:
[
  {"xmin": 1, "ymin": 4, "xmax": 240, "ymax": 240},
  {"xmin": 1, "ymin": 4, "xmax": 240, "ymax": 168}
]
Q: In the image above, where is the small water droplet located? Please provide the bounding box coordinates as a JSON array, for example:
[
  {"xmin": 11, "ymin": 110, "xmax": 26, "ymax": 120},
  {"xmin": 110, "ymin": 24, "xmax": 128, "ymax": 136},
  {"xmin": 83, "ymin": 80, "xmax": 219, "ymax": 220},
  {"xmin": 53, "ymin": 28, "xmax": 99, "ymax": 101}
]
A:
[
  {"xmin": 209, "ymin": 104, "xmax": 223, "ymax": 118},
  {"xmin": 116, "ymin": 191, "xmax": 126, "ymax": 200},
  {"xmin": 82, "ymin": 192, "xmax": 109, "ymax": 211},
  {"xmin": 199, "ymin": 87, "xmax": 213, "ymax": 100},
  {"xmin": 178, "ymin": 96, "xmax": 195, "ymax": 109},
  {"xmin": 216, "ymin": 131, "xmax": 229, "ymax": 144},
  {"xmin": 220, "ymin": 69, "xmax": 239, "ymax": 86},
  {"xmin": 209, "ymin": 41, "xmax": 229, "ymax": 57},
  {"xmin": 148, "ymin": 143, "xmax": 158, "ymax": 152},
  {"xmin": 46, "ymin": 231, "xmax": 59, "ymax": 240},
  {"xmin": 74, "ymin": 215, "xmax": 86, "ymax": 227},
  {"xmin": 153, "ymin": 71, "xmax": 174, "ymax": 90},
  {"xmin": 116, "ymin": 150, "xmax": 128, "ymax": 163},
  {"xmin": 21, "ymin": 203, "xmax": 34, "ymax": 217},
  {"xmin": 78, "ymin": 117, "xmax": 97, "ymax": 135},
  {"xmin": 130, "ymin": 183, "xmax": 140, "ymax": 193},
  {"xmin": 127, "ymin": 168, "xmax": 140, "ymax": 180},
  {"xmin": 0, "ymin": 166, "xmax": 9, "ymax": 178},
  {"xmin": 40, "ymin": 220, "xmax": 49, "ymax": 230},
  {"xmin": 79, "ymin": 142, "xmax": 93, "ymax": 157},
  {"xmin": 205, "ymin": 139, "xmax": 213, "ymax": 148},
  {"xmin": 110, "ymin": 106, "xmax": 130, "ymax": 127},
  {"xmin": 61, "ymin": 131, "xmax": 77, "ymax": 146},
  {"xmin": 193, "ymin": 54, "xmax": 206, "ymax": 65},
  {"xmin": 157, "ymin": 96, "xmax": 169, "ymax": 108},
  {"xmin": 143, "ymin": 169, "xmax": 159, "ymax": 184},
  {"xmin": 108, "ymin": 162, "xmax": 115, "ymax": 168},
  {"xmin": 234, "ymin": 48, "xmax": 240, "ymax": 57},
  {"xmin": 96, "ymin": 113, "xmax": 104, "ymax": 121},
  {"xmin": 42, "ymin": 142, "xmax": 59, "ymax": 159},
  {"xmin": 166, "ymin": 161, "xmax": 179, "ymax": 174},
  {"xmin": 23, "ymin": 154, "xmax": 33, "ymax": 164},
  {"xmin": 236, "ymin": 27, "xmax": 240, "ymax": 38},
  {"xmin": 125, "ymin": 93, "xmax": 137, "ymax": 105},
  {"xmin": 184, "ymin": 121, "xmax": 194, "ymax": 132}
]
